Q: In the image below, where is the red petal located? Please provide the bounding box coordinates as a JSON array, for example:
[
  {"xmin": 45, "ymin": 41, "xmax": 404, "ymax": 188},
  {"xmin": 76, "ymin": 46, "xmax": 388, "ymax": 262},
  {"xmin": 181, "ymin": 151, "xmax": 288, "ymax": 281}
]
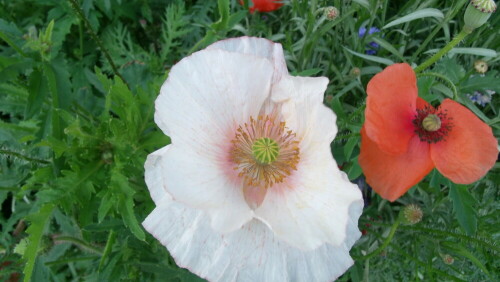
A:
[
  {"xmin": 249, "ymin": 0, "xmax": 284, "ymax": 12},
  {"xmin": 359, "ymin": 127, "xmax": 434, "ymax": 202},
  {"xmin": 365, "ymin": 63, "xmax": 418, "ymax": 155},
  {"xmin": 431, "ymin": 99, "xmax": 498, "ymax": 184}
]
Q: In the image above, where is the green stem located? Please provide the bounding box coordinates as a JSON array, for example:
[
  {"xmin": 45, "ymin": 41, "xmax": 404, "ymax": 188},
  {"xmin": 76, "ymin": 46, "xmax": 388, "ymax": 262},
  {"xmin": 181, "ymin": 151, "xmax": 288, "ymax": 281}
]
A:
[
  {"xmin": 98, "ymin": 230, "xmax": 116, "ymax": 271},
  {"xmin": 414, "ymin": 28, "xmax": 472, "ymax": 73},
  {"xmin": 356, "ymin": 216, "xmax": 402, "ymax": 260},
  {"xmin": 54, "ymin": 236, "xmax": 103, "ymax": 255},
  {"xmin": 67, "ymin": 0, "xmax": 129, "ymax": 89}
]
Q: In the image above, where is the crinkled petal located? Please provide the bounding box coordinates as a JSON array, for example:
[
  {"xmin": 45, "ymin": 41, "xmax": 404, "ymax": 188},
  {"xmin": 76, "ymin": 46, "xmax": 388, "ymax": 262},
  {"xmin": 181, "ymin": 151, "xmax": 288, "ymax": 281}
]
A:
[
  {"xmin": 160, "ymin": 144, "xmax": 253, "ymax": 233},
  {"xmin": 255, "ymin": 143, "xmax": 363, "ymax": 250},
  {"xmin": 365, "ymin": 63, "xmax": 417, "ymax": 155},
  {"xmin": 143, "ymin": 196, "xmax": 361, "ymax": 282},
  {"xmin": 359, "ymin": 127, "xmax": 434, "ymax": 201},
  {"xmin": 276, "ymin": 75, "xmax": 334, "ymax": 146},
  {"xmin": 144, "ymin": 146, "xmax": 171, "ymax": 205},
  {"xmin": 431, "ymin": 99, "xmax": 498, "ymax": 184},
  {"xmin": 207, "ymin": 36, "xmax": 288, "ymax": 83},
  {"xmin": 155, "ymin": 48, "xmax": 274, "ymax": 149}
]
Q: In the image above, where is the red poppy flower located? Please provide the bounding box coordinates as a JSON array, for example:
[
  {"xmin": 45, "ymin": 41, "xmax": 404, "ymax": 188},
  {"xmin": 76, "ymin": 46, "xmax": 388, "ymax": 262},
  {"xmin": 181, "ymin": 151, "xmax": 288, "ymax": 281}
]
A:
[
  {"xmin": 359, "ymin": 63, "xmax": 498, "ymax": 201},
  {"xmin": 241, "ymin": 0, "xmax": 284, "ymax": 13}
]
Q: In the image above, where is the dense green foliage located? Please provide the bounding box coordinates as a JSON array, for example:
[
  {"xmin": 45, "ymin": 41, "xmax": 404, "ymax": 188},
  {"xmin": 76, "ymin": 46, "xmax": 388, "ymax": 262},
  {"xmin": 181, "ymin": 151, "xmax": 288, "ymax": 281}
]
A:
[{"xmin": 0, "ymin": 0, "xmax": 498, "ymax": 281}]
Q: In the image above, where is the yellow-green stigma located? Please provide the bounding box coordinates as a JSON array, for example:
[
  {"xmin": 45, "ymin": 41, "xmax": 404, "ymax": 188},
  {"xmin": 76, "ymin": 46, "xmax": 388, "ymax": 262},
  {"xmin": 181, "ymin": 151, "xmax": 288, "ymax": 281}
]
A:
[
  {"xmin": 230, "ymin": 115, "xmax": 300, "ymax": 188},
  {"xmin": 252, "ymin": 137, "xmax": 279, "ymax": 164},
  {"xmin": 422, "ymin": 114, "xmax": 441, "ymax": 131}
]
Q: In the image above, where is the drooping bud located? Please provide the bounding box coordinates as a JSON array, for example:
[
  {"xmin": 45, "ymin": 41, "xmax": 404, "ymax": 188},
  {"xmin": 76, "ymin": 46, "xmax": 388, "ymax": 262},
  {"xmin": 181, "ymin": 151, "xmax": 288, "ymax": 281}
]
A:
[
  {"xmin": 422, "ymin": 114, "xmax": 442, "ymax": 132},
  {"xmin": 474, "ymin": 59, "xmax": 488, "ymax": 73},
  {"xmin": 401, "ymin": 204, "xmax": 423, "ymax": 225},
  {"xmin": 464, "ymin": 0, "xmax": 497, "ymax": 31},
  {"xmin": 324, "ymin": 6, "xmax": 339, "ymax": 21}
]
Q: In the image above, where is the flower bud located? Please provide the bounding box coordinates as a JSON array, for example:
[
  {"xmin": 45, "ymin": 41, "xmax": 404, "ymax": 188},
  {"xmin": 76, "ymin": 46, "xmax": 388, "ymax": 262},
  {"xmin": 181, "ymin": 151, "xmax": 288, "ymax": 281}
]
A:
[
  {"xmin": 474, "ymin": 59, "xmax": 488, "ymax": 73},
  {"xmin": 401, "ymin": 204, "xmax": 423, "ymax": 225},
  {"xmin": 350, "ymin": 67, "xmax": 361, "ymax": 78},
  {"xmin": 464, "ymin": 0, "xmax": 497, "ymax": 31},
  {"xmin": 324, "ymin": 6, "xmax": 340, "ymax": 21},
  {"xmin": 442, "ymin": 254, "xmax": 454, "ymax": 265}
]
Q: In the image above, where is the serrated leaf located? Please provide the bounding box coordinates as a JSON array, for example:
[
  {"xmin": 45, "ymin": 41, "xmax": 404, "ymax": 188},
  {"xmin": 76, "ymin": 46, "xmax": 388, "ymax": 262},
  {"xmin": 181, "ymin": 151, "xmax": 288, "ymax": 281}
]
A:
[
  {"xmin": 98, "ymin": 191, "xmax": 115, "ymax": 223},
  {"xmin": 449, "ymin": 184, "xmax": 477, "ymax": 235},
  {"xmin": 119, "ymin": 196, "xmax": 145, "ymax": 241},
  {"xmin": 22, "ymin": 204, "xmax": 55, "ymax": 282},
  {"xmin": 383, "ymin": 8, "xmax": 444, "ymax": 29}
]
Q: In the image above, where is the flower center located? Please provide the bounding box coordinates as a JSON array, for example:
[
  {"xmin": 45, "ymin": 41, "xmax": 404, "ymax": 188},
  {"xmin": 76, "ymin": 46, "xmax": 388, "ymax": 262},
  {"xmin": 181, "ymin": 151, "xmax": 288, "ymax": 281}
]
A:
[
  {"xmin": 413, "ymin": 106, "xmax": 453, "ymax": 143},
  {"xmin": 252, "ymin": 137, "xmax": 279, "ymax": 164},
  {"xmin": 230, "ymin": 115, "xmax": 300, "ymax": 188},
  {"xmin": 422, "ymin": 114, "xmax": 441, "ymax": 131}
]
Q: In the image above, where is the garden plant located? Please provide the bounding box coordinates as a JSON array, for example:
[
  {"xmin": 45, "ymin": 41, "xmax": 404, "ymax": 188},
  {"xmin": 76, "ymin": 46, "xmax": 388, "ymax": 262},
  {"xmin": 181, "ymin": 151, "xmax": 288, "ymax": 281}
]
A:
[{"xmin": 0, "ymin": 0, "xmax": 499, "ymax": 281}]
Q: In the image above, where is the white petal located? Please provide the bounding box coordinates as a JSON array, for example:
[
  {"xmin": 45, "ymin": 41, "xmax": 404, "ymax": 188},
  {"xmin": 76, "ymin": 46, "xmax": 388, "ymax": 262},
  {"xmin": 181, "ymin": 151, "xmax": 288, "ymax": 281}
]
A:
[
  {"xmin": 207, "ymin": 36, "xmax": 288, "ymax": 83},
  {"xmin": 144, "ymin": 146, "xmax": 171, "ymax": 205},
  {"xmin": 255, "ymin": 144, "xmax": 364, "ymax": 251},
  {"xmin": 143, "ymin": 196, "xmax": 361, "ymax": 282},
  {"xmin": 154, "ymin": 48, "xmax": 275, "ymax": 148},
  {"xmin": 276, "ymin": 75, "xmax": 337, "ymax": 148},
  {"xmin": 156, "ymin": 143, "xmax": 253, "ymax": 233}
]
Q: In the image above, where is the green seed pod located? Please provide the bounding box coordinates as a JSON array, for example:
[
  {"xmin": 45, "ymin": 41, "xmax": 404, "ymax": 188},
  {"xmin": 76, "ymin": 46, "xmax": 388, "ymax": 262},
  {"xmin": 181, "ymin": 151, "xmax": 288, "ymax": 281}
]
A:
[
  {"xmin": 422, "ymin": 114, "xmax": 442, "ymax": 132},
  {"xmin": 464, "ymin": 0, "xmax": 497, "ymax": 30}
]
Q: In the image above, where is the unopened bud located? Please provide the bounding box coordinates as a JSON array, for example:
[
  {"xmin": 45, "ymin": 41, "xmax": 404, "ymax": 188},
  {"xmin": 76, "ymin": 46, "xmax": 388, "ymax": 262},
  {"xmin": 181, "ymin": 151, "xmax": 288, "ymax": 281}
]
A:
[
  {"xmin": 324, "ymin": 7, "xmax": 339, "ymax": 21},
  {"xmin": 474, "ymin": 59, "xmax": 488, "ymax": 73},
  {"xmin": 464, "ymin": 0, "xmax": 496, "ymax": 31},
  {"xmin": 442, "ymin": 254, "xmax": 454, "ymax": 264},
  {"xmin": 401, "ymin": 204, "xmax": 423, "ymax": 225},
  {"xmin": 350, "ymin": 67, "xmax": 361, "ymax": 77}
]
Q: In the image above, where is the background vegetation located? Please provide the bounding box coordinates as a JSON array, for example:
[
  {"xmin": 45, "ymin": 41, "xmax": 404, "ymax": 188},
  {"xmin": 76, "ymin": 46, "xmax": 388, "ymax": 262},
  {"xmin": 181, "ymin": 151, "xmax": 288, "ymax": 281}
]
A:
[{"xmin": 0, "ymin": 0, "xmax": 498, "ymax": 281}]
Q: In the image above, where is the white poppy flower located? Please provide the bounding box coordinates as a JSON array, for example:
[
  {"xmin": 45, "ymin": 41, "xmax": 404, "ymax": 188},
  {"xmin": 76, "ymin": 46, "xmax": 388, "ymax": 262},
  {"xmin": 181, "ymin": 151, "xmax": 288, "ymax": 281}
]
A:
[{"xmin": 143, "ymin": 36, "xmax": 364, "ymax": 281}]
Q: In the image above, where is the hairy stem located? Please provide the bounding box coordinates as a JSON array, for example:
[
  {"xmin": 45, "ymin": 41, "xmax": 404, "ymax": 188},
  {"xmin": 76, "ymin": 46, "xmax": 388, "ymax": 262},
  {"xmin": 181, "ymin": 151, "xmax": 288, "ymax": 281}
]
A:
[{"xmin": 414, "ymin": 28, "xmax": 471, "ymax": 73}]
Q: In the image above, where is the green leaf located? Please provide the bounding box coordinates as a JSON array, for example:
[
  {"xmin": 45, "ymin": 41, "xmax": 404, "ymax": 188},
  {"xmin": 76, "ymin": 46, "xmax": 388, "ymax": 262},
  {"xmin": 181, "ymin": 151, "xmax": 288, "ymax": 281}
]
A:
[
  {"xmin": 383, "ymin": 8, "xmax": 444, "ymax": 29},
  {"xmin": 212, "ymin": 0, "xmax": 230, "ymax": 31},
  {"xmin": 372, "ymin": 37, "xmax": 405, "ymax": 62},
  {"xmin": 449, "ymin": 184, "xmax": 477, "ymax": 235},
  {"xmin": 291, "ymin": 68, "xmax": 322, "ymax": 76},
  {"xmin": 424, "ymin": 47, "xmax": 497, "ymax": 57},
  {"xmin": 348, "ymin": 157, "xmax": 363, "ymax": 180},
  {"xmin": 119, "ymin": 196, "xmax": 145, "ymax": 241},
  {"xmin": 343, "ymin": 47, "xmax": 394, "ymax": 65},
  {"xmin": 22, "ymin": 204, "xmax": 55, "ymax": 282},
  {"xmin": 352, "ymin": 0, "xmax": 369, "ymax": 9},
  {"xmin": 343, "ymin": 137, "xmax": 359, "ymax": 161},
  {"xmin": 111, "ymin": 170, "xmax": 145, "ymax": 241},
  {"xmin": 25, "ymin": 69, "xmax": 46, "ymax": 119}
]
